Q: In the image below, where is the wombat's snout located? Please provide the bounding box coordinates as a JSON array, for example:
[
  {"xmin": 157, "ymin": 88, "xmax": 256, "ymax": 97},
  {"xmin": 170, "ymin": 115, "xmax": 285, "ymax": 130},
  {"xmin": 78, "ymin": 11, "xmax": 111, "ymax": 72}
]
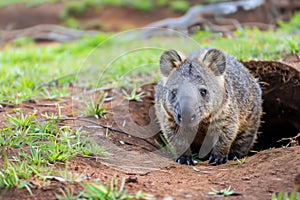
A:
[{"xmin": 175, "ymin": 97, "xmax": 198, "ymax": 127}]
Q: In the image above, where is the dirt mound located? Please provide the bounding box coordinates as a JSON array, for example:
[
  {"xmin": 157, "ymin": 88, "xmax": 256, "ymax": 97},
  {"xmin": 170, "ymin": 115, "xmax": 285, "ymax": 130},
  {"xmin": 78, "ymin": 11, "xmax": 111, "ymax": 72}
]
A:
[{"xmin": 243, "ymin": 59, "xmax": 300, "ymax": 150}]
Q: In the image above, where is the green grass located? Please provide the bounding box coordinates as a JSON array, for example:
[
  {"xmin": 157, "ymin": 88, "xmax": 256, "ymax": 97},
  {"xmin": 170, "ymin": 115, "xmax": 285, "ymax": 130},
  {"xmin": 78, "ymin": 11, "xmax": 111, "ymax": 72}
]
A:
[
  {"xmin": 170, "ymin": 1, "xmax": 189, "ymax": 12},
  {"xmin": 82, "ymin": 92, "xmax": 108, "ymax": 118},
  {"xmin": 1, "ymin": 13, "xmax": 299, "ymax": 104},
  {"xmin": 0, "ymin": 109, "xmax": 105, "ymax": 189},
  {"xmin": 0, "ymin": 33, "xmax": 109, "ymax": 104},
  {"xmin": 0, "ymin": 161, "xmax": 35, "ymax": 194},
  {"xmin": 208, "ymin": 186, "xmax": 235, "ymax": 197},
  {"xmin": 277, "ymin": 11, "xmax": 300, "ymax": 34},
  {"xmin": 81, "ymin": 177, "xmax": 150, "ymax": 200},
  {"xmin": 122, "ymin": 87, "xmax": 145, "ymax": 102},
  {"xmin": 62, "ymin": 17, "xmax": 82, "ymax": 29},
  {"xmin": 0, "ymin": 108, "xmax": 120, "ymax": 198},
  {"xmin": 54, "ymin": 175, "xmax": 151, "ymax": 199},
  {"xmin": 158, "ymin": 133, "xmax": 178, "ymax": 160},
  {"xmin": 230, "ymin": 157, "xmax": 247, "ymax": 165},
  {"xmin": 129, "ymin": 1, "xmax": 153, "ymax": 11},
  {"xmin": 193, "ymin": 27, "xmax": 297, "ymax": 60},
  {"xmin": 271, "ymin": 190, "xmax": 300, "ymax": 200},
  {"xmin": 55, "ymin": 177, "xmax": 151, "ymax": 200}
]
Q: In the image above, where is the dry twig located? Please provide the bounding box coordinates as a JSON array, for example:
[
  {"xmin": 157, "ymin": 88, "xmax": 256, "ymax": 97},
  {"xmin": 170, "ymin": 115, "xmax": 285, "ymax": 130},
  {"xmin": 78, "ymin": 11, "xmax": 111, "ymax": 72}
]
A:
[{"xmin": 277, "ymin": 133, "xmax": 300, "ymax": 147}]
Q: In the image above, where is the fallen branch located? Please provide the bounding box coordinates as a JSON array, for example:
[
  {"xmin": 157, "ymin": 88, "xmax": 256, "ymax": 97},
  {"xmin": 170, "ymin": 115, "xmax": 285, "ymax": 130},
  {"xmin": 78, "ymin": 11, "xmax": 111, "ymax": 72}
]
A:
[
  {"xmin": 143, "ymin": 0, "xmax": 264, "ymax": 38},
  {"xmin": 0, "ymin": 24, "xmax": 98, "ymax": 44}
]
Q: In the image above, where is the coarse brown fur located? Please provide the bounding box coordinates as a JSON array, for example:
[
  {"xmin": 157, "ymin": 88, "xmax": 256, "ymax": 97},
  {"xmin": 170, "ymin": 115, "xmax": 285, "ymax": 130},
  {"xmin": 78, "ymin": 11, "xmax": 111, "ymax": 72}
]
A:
[{"xmin": 155, "ymin": 48, "xmax": 262, "ymax": 165}]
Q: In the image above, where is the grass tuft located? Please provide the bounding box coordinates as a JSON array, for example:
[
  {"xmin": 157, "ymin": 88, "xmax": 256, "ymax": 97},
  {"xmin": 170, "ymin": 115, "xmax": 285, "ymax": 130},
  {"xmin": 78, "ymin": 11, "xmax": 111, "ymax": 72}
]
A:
[
  {"xmin": 83, "ymin": 92, "xmax": 108, "ymax": 118},
  {"xmin": 122, "ymin": 87, "xmax": 145, "ymax": 102},
  {"xmin": 208, "ymin": 186, "xmax": 235, "ymax": 197},
  {"xmin": 81, "ymin": 177, "xmax": 150, "ymax": 200},
  {"xmin": 271, "ymin": 190, "xmax": 300, "ymax": 200}
]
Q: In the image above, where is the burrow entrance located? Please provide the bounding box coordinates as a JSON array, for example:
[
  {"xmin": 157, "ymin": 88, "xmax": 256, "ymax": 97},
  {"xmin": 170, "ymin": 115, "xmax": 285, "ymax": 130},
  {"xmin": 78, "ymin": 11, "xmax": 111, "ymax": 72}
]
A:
[{"xmin": 243, "ymin": 60, "xmax": 300, "ymax": 150}]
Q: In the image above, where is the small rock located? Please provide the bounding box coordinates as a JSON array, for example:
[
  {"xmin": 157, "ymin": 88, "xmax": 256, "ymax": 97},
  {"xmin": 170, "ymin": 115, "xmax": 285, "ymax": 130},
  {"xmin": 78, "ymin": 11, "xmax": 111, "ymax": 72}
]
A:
[
  {"xmin": 126, "ymin": 176, "xmax": 137, "ymax": 183},
  {"xmin": 193, "ymin": 167, "xmax": 200, "ymax": 172},
  {"xmin": 119, "ymin": 140, "xmax": 125, "ymax": 145},
  {"xmin": 241, "ymin": 176, "xmax": 250, "ymax": 181}
]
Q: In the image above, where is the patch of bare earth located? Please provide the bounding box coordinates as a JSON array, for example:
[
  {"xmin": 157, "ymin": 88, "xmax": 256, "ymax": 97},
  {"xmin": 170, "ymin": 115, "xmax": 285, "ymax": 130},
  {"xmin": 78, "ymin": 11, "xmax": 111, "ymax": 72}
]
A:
[{"xmin": 2, "ymin": 147, "xmax": 299, "ymax": 199}]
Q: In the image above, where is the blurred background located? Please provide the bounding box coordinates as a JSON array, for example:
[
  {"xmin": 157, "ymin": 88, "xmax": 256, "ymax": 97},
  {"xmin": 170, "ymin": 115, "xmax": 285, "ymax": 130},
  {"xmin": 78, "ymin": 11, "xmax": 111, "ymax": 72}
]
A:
[{"xmin": 0, "ymin": 0, "xmax": 299, "ymax": 36}]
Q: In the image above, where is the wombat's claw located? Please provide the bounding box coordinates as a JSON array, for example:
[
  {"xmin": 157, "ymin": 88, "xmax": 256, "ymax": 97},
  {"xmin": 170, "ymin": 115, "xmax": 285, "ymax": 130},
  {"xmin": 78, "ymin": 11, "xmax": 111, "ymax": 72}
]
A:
[
  {"xmin": 176, "ymin": 156, "xmax": 195, "ymax": 165},
  {"xmin": 208, "ymin": 154, "xmax": 228, "ymax": 165},
  {"xmin": 228, "ymin": 153, "xmax": 241, "ymax": 160}
]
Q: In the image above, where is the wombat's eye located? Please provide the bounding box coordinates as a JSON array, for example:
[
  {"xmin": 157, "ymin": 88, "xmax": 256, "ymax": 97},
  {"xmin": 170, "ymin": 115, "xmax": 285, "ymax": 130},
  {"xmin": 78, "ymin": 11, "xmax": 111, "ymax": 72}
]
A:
[
  {"xmin": 170, "ymin": 89, "xmax": 177, "ymax": 99},
  {"xmin": 199, "ymin": 88, "xmax": 208, "ymax": 97}
]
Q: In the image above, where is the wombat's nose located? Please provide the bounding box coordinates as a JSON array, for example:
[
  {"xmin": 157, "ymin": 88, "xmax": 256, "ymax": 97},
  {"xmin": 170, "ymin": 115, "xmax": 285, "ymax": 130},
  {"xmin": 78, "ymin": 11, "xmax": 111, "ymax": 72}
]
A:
[
  {"xmin": 179, "ymin": 110, "xmax": 197, "ymax": 126},
  {"xmin": 191, "ymin": 114, "xmax": 196, "ymax": 121},
  {"xmin": 177, "ymin": 114, "xmax": 182, "ymax": 123}
]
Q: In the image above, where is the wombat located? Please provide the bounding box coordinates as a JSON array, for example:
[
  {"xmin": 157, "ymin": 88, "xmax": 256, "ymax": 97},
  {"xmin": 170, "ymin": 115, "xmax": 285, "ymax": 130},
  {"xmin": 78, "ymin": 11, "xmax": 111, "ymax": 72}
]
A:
[{"xmin": 155, "ymin": 48, "xmax": 262, "ymax": 165}]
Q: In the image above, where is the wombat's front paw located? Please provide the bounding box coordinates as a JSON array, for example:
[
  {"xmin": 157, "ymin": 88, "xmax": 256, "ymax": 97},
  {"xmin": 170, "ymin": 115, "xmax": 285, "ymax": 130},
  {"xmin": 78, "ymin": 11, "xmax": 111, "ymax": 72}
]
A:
[
  {"xmin": 176, "ymin": 155, "xmax": 195, "ymax": 165},
  {"xmin": 208, "ymin": 153, "xmax": 228, "ymax": 165}
]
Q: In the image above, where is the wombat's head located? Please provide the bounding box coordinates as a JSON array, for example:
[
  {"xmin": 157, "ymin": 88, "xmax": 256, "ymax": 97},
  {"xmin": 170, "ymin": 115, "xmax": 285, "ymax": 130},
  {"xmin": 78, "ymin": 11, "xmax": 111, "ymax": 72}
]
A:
[{"xmin": 159, "ymin": 49, "xmax": 226, "ymax": 127}]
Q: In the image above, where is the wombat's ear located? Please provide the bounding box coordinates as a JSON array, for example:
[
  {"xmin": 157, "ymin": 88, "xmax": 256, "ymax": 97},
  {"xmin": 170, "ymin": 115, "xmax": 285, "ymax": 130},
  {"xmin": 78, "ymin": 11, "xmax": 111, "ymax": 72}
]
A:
[
  {"xmin": 202, "ymin": 49, "xmax": 226, "ymax": 76},
  {"xmin": 160, "ymin": 50, "xmax": 186, "ymax": 77}
]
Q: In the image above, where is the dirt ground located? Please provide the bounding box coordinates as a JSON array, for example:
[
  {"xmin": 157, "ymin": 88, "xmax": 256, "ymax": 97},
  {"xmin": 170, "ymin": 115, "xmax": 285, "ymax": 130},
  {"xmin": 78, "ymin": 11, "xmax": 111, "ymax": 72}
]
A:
[
  {"xmin": 0, "ymin": 2, "xmax": 300, "ymax": 200},
  {"xmin": 0, "ymin": 83, "xmax": 299, "ymax": 200}
]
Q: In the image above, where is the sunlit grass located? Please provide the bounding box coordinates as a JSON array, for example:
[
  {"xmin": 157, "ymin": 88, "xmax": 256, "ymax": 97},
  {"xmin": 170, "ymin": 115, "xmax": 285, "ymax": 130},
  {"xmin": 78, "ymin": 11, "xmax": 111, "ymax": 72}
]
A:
[{"xmin": 1, "ymin": 18, "xmax": 299, "ymax": 104}]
